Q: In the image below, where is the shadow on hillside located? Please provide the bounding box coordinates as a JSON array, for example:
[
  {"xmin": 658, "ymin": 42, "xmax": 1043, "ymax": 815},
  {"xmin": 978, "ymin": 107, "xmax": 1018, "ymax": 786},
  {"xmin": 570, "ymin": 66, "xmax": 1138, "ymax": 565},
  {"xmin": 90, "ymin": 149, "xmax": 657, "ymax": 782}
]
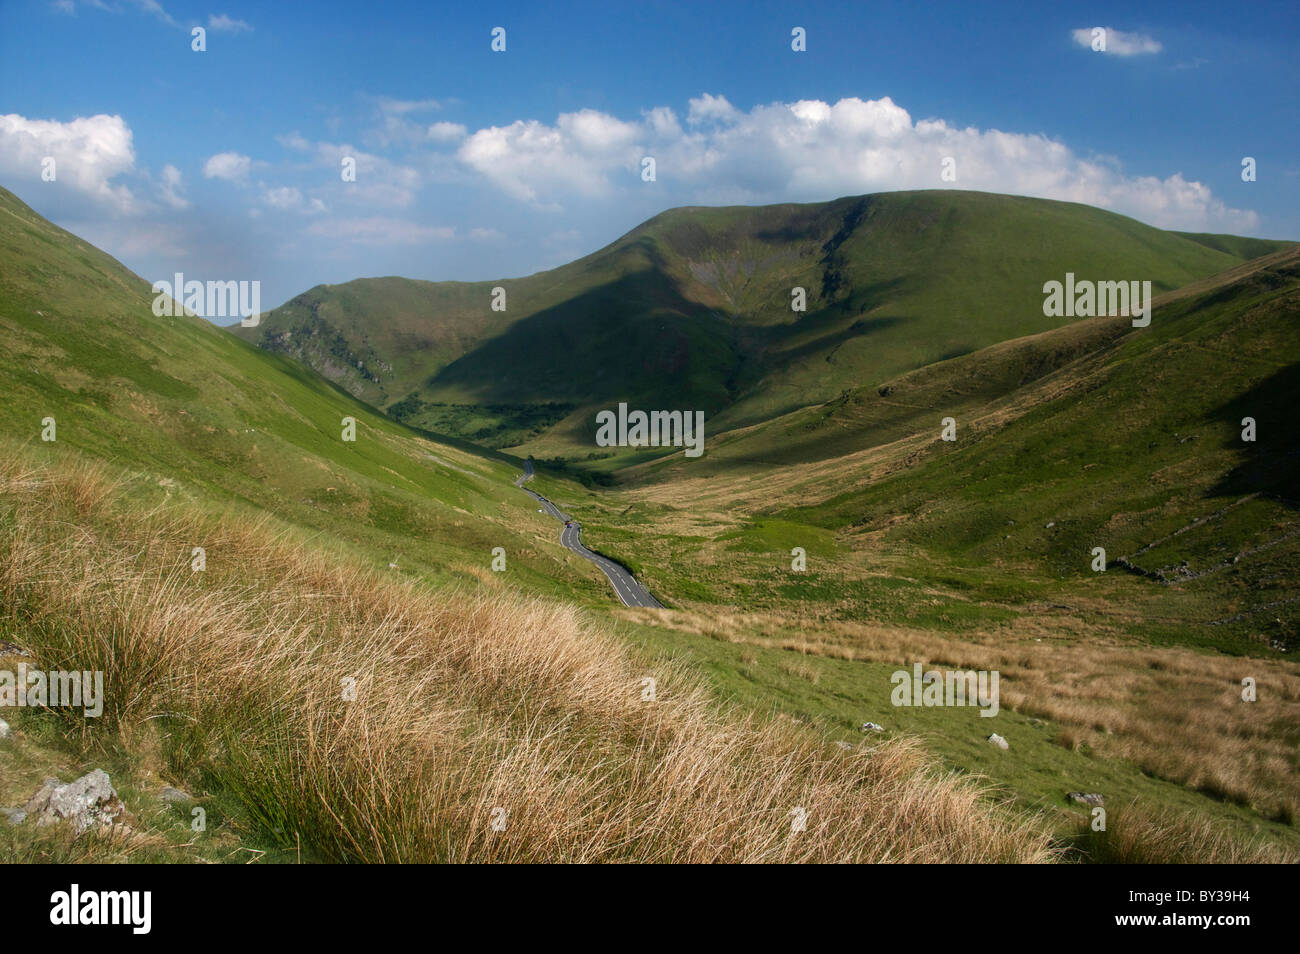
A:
[
  {"xmin": 423, "ymin": 264, "xmax": 738, "ymax": 413},
  {"xmin": 1210, "ymin": 360, "xmax": 1300, "ymax": 505}
]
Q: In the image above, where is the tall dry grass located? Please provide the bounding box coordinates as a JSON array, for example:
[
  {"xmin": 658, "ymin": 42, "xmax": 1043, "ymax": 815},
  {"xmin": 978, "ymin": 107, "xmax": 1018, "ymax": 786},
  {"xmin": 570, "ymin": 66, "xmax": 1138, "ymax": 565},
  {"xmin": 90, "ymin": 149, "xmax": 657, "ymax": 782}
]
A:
[
  {"xmin": 0, "ymin": 453, "xmax": 1053, "ymax": 863},
  {"xmin": 1069, "ymin": 804, "xmax": 1298, "ymax": 864},
  {"xmin": 645, "ymin": 604, "xmax": 1300, "ymax": 826}
]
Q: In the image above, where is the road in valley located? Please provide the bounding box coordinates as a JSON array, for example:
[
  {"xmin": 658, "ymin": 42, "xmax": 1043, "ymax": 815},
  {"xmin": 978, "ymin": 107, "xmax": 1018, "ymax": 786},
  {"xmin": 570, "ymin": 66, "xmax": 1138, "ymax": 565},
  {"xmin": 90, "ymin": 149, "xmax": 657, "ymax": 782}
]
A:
[{"xmin": 514, "ymin": 459, "xmax": 664, "ymax": 608}]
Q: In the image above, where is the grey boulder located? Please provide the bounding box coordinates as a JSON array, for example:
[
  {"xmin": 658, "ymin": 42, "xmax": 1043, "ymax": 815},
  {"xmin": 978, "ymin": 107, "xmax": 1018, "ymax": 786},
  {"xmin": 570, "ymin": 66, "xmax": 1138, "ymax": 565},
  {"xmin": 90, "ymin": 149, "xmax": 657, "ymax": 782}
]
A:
[{"xmin": 24, "ymin": 770, "xmax": 126, "ymax": 834}]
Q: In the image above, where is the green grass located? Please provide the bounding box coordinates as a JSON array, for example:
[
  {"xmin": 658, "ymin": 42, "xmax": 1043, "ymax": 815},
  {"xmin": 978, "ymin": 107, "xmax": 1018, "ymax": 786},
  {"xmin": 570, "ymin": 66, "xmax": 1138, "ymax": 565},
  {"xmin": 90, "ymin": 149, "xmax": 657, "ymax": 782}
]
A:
[{"xmin": 0, "ymin": 184, "xmax": 593, "ymax": 604}]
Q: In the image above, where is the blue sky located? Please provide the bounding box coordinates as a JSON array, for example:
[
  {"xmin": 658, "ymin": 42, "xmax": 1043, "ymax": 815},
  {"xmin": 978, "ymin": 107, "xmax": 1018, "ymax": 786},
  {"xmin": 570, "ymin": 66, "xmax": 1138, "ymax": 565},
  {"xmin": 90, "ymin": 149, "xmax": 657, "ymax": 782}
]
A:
[{"xmin": 2, "ymin": 0, "xmax": 1297, "ymax": 312}]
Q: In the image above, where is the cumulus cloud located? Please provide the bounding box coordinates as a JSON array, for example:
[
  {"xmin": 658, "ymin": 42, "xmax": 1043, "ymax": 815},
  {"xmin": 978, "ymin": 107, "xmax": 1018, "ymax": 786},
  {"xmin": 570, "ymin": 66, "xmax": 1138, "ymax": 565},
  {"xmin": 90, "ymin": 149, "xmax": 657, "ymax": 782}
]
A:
[
  {"xmin": 455, "ymin": 94, "xmax": 1256, "ymax": 232},
  {"xmin": 687, "ymin": 93, "xmax": 740, "ymax": 126},
  {"xmin": 203, "ymin": 151, "xmax": 252, "ymax": 181},
  {"xmin": 1071, "ymin": 26, "xmax": 1162, "ymax": 56},
  {"xmin": 458, "ymin": 108, "xmax": 643, "ymax": 205},
  {"xmin": 0, "ymin": 113, "xmax": 138, "ymax": 212}
]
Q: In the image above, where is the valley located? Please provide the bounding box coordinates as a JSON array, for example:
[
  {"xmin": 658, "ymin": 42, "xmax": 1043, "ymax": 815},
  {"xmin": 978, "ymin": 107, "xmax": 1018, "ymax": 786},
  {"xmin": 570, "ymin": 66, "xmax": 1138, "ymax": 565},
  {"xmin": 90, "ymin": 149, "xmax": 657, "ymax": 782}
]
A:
[{"xmin": 2, "ymin": 181, "xmax": 1297, "ymax": 864}]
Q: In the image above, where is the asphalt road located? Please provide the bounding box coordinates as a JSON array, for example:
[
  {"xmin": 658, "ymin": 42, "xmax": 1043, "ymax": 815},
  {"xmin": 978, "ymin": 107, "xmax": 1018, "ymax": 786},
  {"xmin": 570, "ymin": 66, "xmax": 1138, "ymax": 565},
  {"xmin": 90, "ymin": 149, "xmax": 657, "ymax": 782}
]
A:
[{"xmin": 514, "ymin": 460, "xmax": 664, "ymax": 608}]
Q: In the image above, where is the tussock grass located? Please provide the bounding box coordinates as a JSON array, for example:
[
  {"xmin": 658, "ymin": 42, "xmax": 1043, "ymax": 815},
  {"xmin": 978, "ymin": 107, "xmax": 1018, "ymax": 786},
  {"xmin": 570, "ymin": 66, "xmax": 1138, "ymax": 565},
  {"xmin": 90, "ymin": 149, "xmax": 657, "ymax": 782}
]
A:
[
  {"xmin": 1069, "ymin": 804, "xmax": 1298, "ymax": 864},
  {"xmin": 0, "ymin": 453, "xmax": 1053, "ymax": 863}
]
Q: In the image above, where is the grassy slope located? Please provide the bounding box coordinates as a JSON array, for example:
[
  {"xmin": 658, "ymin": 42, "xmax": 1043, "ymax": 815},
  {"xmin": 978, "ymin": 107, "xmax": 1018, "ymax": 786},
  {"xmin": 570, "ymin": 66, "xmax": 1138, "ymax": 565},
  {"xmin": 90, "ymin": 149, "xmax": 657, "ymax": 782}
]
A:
[
  {"xmin": 527, "ymin": 247, "xmax": 1300, "ymax": 850},
  {"xmin": 2, "ymin": 452, "xmax": 1063, "ymax": 863},
  {"xmin": 240, "ymin": 191, "xmax": 1275, "ymax": 459},
  {"xmin": 0, "ymin": 184, "xmax": 616, "ymax": 603}
]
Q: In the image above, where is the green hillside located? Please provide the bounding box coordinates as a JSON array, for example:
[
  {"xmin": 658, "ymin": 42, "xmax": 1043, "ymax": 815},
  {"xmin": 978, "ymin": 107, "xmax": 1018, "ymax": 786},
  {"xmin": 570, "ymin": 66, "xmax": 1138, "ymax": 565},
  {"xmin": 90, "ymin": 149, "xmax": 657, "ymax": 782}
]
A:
[
  {"xmin": 523, "ymin": 245, "xmax": 1300, "ymax": 848},
  {"xmin": 240, "ymin": 191, "xmax": 1276, "ymax": 459},
  {"xmin": 0, "ymin": 185, "xmax": 606, "ymax": 603}
]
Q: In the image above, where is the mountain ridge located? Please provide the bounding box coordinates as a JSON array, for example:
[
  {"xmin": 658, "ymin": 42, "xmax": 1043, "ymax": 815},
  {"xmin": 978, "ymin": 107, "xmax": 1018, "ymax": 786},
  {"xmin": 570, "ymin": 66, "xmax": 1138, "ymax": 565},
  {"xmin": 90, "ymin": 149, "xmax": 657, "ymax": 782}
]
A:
[{"xmin": 236, "ymin": 190, "xmax": 1292, "ymax": 457}]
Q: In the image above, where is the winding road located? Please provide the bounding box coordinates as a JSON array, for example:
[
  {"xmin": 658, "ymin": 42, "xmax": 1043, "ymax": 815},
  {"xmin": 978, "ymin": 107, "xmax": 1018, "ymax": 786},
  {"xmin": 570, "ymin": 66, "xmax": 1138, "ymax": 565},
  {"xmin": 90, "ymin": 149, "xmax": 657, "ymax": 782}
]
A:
[{"xmin": 514, "ymin": 460, "xmax": 664, "ymax": 608}]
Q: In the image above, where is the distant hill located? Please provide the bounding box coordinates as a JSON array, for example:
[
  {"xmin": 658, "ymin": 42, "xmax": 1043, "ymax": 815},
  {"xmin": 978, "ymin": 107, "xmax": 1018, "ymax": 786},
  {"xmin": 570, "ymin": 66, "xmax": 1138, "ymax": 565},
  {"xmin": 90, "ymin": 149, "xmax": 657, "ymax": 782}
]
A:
[{"xmin": 237, "ymin": 190, "xmax": 1290, "ymax": 453}]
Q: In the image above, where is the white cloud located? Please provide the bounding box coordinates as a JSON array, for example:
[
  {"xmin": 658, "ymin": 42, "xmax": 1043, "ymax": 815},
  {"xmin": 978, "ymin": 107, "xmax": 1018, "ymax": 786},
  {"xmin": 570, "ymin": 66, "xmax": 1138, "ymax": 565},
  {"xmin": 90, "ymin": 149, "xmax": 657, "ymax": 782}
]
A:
[
  {"xmin": 458, "ymin": 110, "xmax": 643, "ymax": 205},
  {"xmin": 158, "ymin": 163, "xmax": 189, "ymax": 209},
  {"xmin": 203, "ymin": 151, "xmax": 252, "ymax": 181},
  {"xmin": 304, "ymin": 216, "xmax": 455, "ymax": 246},
  {"xmin": 1071, "ymin": 27, "xmax": 1162, "ymax": 56},
  {"xmin": 454, "ymin": 95, "xmax": 1257, "ymax": 232},
  {"xmin": 687, "ymin": 93, "xmax": 739, "ymax": 126},
  {"xmin": 208, "ymin": 13, "xmax": 252, "ymax": 33},
  {"xmin": 0, "ymin": 113, "xmax": 138, "ymax": 213},
  {"xmin": 643, "ymin": 106, "xmax": 683, "ymax": 139}
]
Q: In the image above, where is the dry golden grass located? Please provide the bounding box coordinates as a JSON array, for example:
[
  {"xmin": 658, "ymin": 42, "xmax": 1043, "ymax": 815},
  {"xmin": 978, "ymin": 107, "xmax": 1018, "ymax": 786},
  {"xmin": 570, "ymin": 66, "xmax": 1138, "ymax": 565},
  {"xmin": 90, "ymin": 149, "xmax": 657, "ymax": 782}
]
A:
[
  {"xmin": 1073, "ymin": 803, "xmax": 1299, "ymax": 864},
  {"xmin": 0, "ymin": 453, "xmax": 1054, "ymax": 863},
  {"xmin": 638, "ymin": 604, "xmax": 1300, "ymax": 824}
]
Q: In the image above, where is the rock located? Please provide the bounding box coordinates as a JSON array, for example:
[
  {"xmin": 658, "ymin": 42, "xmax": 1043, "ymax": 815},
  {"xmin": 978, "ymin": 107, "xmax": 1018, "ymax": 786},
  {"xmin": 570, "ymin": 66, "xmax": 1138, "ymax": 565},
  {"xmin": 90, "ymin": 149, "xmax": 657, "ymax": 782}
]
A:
[
  {"xmin": 24, "ymin": 770, "xmax": 126, "ymax": 835},
  {"xmin": 158, "ymin": 786, "xmax": 192, "ymax": 804},
  {"xmin": 0, "ymin": 718, "xmax": 10, "ymax": 739},
  {"xmin": 986, "ymin": 733, "xmax": 1009, "ymax": 750},
  {"xmin": 1067, "ymin": 792, "xmax": 1105, "ymax": 807},
  {"xmin": 1044, "ymin": 522, "xmax": 1056, "ymax": 529},
  {"xmin": 1, "ymin": 807, "xmax": 26, "ymax": 826},
  {"xmin": 860, "ymin": 722, "xmax": 885, "ymax": 733},
  {"xmin": 833, "ymin": 741, "xmax": 854, "ymax": 751}
]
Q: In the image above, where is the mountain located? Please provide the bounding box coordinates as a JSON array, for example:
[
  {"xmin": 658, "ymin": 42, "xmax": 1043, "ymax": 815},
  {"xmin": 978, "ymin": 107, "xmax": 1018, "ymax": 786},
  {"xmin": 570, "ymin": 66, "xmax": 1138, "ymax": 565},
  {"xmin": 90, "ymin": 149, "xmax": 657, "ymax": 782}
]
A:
[{"xmin": 237, "ymin": 190, "xmax": 1292, "ymax": 456}]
